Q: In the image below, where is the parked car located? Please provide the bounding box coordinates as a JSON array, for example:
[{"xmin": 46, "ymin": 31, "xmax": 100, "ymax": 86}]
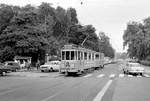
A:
[
  {"xmin": 4, "ymin": 61, "xmax": 21, "ymax": 72},
  {"xmin": 0, "ymin": 63, "xmax": 11, "ymax": 76},
  {"xmin": 40, "ymin": 61, "xmax": 60, "ymax": 72},
  {"xmin": 123, "ymin": 62, "xmax": 144, "ymax": 75}
]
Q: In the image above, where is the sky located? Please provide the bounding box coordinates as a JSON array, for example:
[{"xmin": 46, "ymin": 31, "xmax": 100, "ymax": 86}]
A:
[{"xmin": 1, "ymin": 0, "xmax": 150, "ymax": 52}]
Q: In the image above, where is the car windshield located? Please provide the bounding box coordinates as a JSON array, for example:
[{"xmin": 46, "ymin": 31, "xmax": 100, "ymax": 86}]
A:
[
  {"xmin": 45, "ymin": 61, "xmax": 60, "ymax": 65},
  {"xmin": 45, "ymin": 62, "xmax": 52, "ymax": 65},
  {"xmin": 51, "ymin": 61, "xmax": 59, "ymax": 65},
  {"xmin": 128, "ymin": 63, "xmax": 140, "ymax": 67}
]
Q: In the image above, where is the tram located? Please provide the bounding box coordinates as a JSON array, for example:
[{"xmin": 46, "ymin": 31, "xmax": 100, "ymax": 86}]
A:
[{"xmin": 60, "ymin": 44, "xmax": 104, "ymax": 75}]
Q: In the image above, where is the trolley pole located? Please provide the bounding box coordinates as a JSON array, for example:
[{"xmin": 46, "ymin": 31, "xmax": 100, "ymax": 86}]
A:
[{"xmin": 81, "ymin": 34, "xmax": 89, "ymax": 46}]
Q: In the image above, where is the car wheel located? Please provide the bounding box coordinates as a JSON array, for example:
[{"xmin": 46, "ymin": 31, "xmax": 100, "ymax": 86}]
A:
[
  {"xmin": 126, "ymin": 70, "xmax": 129, "ymax": 75},
  {"xmin": 123, "ymin": 70, "xmax": 126, "ymax": 74},
  {"xmin": 50, "ymin": 68, "xmax": 54, "ymax": 72},
  {"xmin": 41, "ymin": 70, "xmax": 44, "ymax": 72}
]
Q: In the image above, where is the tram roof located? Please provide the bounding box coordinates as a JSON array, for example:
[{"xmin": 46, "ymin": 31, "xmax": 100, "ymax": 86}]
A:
[{"xmin": 61, "ymin": 44, "xmax": 100, "ymax": 53}]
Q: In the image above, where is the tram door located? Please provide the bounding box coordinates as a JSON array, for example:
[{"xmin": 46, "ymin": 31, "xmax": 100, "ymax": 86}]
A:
[{"xmin": 77, "ymin": 51, "xmax": 84, "ymax": 72}]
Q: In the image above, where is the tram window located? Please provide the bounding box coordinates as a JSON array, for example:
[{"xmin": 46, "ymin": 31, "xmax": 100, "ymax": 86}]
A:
[
  {"xmin": 89, "ymin": 53, "xmax": 91, "ymax": 60},
  {"xmin": 71, "ymin": 51, "xmax": 75, "ymax": 60},
  {"xmin": 92, "ymin": 53, "xmax": 94, "ymax": 60},
  {"xmin": 95, "ymin": 54, "xmax": 100, "ymax": 59},
  {"xmin": 75, "ymin": 51, "xmax": 77, "ymax": 60},
  {"xmin": 84, "ymin": 52, "xmax": 87, "ymax": 60},
  {"xmin": 81, "ymin": 52, "xmax": 83, "ymax": 60},
  {"xmin": 66, "ymin": 51, "xmax": 70, "ymax": 60},
  {"xmin": 62, "ymin": 51, "xmax": 65, "ymax": 60},
  {"xmin": 78, "ymin": 51, "xmax": 81, "ymax": 60}
]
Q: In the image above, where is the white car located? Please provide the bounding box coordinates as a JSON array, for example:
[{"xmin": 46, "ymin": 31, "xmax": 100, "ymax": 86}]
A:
[
  {"xmin": 123, "ymin": 62, "xmax": 144, "ymax": 75},
  {"xmin": 40, "ymin": 61, "xmax": 60, "ymax": 72}
]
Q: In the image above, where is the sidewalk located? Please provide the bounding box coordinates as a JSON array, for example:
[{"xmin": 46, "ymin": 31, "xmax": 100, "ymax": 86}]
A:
[
  {"xmin": 8, "ymin": 70, "xmax": 62, "ymax": 78},
  {"xmin": 17, "ymin": 67, "xmax": 39, "ymax": 72}
]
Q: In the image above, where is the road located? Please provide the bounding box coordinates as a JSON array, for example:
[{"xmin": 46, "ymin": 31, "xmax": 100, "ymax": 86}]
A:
[{"xmin": 0, "ymin": 62, "xmax": 150, "ymax": 101}]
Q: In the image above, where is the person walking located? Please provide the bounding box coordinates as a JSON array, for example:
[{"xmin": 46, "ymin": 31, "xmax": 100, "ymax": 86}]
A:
[
  {"xmin": 36, "ymin": 60, "xmax": 40, "ymax": 70},
  {"xmin": 26, "ymin": 62, "xmax": 30, "ymax": 71}
]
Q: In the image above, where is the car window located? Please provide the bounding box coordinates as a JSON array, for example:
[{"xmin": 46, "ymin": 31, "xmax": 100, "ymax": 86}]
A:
[
  {"xmin": 44, "ymin": 61, "xmax": 60, "ymax": 65},
  {"xmin": 7, "ymin": 63, "xmax": 13, "ymax": 65},
  {"xmin": 51, "ymin": 62, "xmax": 59, "ymax": 65},
  {"xmin": 128, "ymin": 63, "xmax": 140, "ymax": 67},
  {"xmin": 13, "ymin": 63, "xmax": 19, "ymax": 66},
  {"xmin": 7, "ymin": 62, "xmax": 19, "ymax": 66},
  {"xmin": 45, "ymin": 62, "xmax": 52, "ymax": 65}
]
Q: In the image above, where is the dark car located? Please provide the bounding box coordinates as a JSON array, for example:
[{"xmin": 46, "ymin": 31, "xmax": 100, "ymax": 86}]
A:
[
  {"xmin": 0, "ymin": 63, "xmax": 11, "ymax": 75},
  {"xmin": 4, "ymin": 61, "xmax": 21, "ymax": 72}
]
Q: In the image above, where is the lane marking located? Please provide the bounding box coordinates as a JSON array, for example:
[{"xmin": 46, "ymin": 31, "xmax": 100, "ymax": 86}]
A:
[
  {"xmin": 93, "ymin": 80, "xmax": 113, "ymax": 101},
  {"xmin": 143, "ymin": 74, "xmax": 150, "ymax": 78},
  {"xmin": 119, "ymin": 74, "xmax": 124, "ymax": 78},
  {"xmin": 0, "ymin": 88, "xmax": 19, "ymax": 96},
  {"xmin": 97, "ymin": 74, "xmax": 104, "ymax": 78},
  {"xmin": 41, "ymin": 92, "xmax": 61, "ymax": 101},
  {"xmin": 83, "ymin": 74, "xmax": 92, "ymax": 78},
  {"xmin": 109, "ymin": 74, "xmax": 115, "ymax": 78}
]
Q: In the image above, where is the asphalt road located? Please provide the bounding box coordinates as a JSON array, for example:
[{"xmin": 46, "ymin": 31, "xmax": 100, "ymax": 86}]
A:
[{"xmin": 0, "ymin": 62, "xmax": 150, "ymax": 101}]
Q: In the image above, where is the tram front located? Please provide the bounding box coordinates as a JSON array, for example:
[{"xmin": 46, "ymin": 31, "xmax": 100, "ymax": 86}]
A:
[{"xmin": 60, "ymin": 50, "xmax": 79, "ymax": 74}]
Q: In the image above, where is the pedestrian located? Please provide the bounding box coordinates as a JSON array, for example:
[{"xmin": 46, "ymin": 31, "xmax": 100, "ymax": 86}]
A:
[
  {"xmin": 36, "ymin": 61, "xmax": 40, "ymax": 70},
  {"xmin": 26, "ymin": 62, "xmax": 30, "ymax": 71}
]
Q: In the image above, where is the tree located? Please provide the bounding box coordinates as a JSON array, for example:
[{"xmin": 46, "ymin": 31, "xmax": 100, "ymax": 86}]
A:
[
  {"xmin": 98, "ymin": 32, "xmax": 115, "ymax": 58},
  {"xmin": 0, "ymin": 3, "xmax": 115, "ymax": 63},
  {"xmin": 0, "ymin": 5, "xmax": 49, "ymax": 64},
  {"xmin": 123, "ymin": 17, "xmax": 150, "ymax": 60},
  {"xmin": 0, "ymin": 4, "xmax": 14, "ymax": 34}
]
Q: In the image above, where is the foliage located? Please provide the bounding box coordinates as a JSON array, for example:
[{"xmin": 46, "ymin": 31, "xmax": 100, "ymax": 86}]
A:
[
  {"xmin": 0, "ymin": 3, "xmax": 115, "ymax": 63},
  {"xmin": 0, "ymin": 46, "xmax": 15, "ymax": 62},
  {"xmin": 123, "ymin": 17, "xmax": 150, "ymax": 60},
  {"xmin": 98, "ymin": 32, "xmax": 115, "ymax": 58}
]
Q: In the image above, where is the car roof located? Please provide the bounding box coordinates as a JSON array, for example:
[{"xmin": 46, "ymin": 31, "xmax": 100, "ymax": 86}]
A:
[{"xmin": 128, "ymin": 62, "xmax": 139, "ymax": 64}]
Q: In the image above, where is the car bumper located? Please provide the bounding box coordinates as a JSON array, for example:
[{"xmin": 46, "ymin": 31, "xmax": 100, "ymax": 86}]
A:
[{"xmin": 129, "ymin": 70, "xmax": 144, "ymax": 74}]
